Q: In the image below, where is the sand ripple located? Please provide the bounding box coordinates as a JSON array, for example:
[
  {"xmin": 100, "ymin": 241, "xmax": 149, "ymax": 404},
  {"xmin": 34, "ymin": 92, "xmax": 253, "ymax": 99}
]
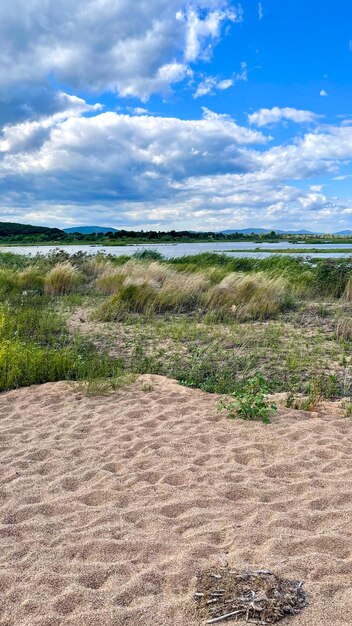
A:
[{"xmin": 0, "ymin": 375, "xmax": 351, "ymax": 625}]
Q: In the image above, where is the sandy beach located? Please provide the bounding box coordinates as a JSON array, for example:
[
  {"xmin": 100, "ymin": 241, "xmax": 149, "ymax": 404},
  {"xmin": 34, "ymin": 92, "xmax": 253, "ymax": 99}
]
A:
[{"xmin": 0, "ymin": 375, "xmax": 351, "ymax": 625}]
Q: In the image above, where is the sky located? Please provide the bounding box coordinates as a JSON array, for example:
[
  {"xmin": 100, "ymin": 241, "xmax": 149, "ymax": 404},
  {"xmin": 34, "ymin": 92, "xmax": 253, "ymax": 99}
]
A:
[{"xmin": 1, "ymin": 0, "xmax": 352, "ymax": 232}]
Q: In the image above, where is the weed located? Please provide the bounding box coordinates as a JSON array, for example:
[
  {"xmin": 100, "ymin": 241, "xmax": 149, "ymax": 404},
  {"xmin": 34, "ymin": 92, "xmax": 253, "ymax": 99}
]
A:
[
  {"xmin": 343, "ymin": 399, "xmax": 352, "ymax": 417},
  {"xmin": 76, "ymin": 373, "xmax": 136, "ymax": 396},
  {"xmin": 218, "ymin": 374, "xmax": 277, "ymax": 424}
]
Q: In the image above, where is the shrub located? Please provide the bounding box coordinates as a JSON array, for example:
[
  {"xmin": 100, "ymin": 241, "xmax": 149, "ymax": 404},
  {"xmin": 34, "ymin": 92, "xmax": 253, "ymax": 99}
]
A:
[
  {"xmin": 133, "ymin": 249, "xmax": 164, "ymax": 261},
  {"xmin": 44, "ymin": 262, "xmax": 81, "ymax": 295}
]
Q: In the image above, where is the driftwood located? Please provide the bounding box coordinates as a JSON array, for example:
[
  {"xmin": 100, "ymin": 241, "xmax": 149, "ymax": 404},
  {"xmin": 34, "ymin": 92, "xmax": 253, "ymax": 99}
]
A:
[{"xmin": 194, "ymin": 566, "xmax": 307, "ymax": 625}]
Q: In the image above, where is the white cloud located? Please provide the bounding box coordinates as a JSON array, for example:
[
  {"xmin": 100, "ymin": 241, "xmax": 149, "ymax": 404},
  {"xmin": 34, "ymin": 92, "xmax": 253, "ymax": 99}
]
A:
[
  {"xmin": 2, "ymin": 106, "xmax": 352, "ymax": 231},
  {"xmin": 184, "ymin": 4, "xmax": 242, "ymax": 62},
  {"xmin": 0, "ymin": 0, "xmax": 241, "ymax": 106},
  {"xmin": 194, "ymin": 62, "xmax": 247, "ymax": 98},
  {"xmin": 320, "ymin": 90, "xmax": 328, "ymax": 97},
  {"xmin": 248, "ymin": 106, "xmax": 322, "ymax": 126},
  {"xmin": 258, "ymin": 3, "xmax": 264, "ymax": 20}
]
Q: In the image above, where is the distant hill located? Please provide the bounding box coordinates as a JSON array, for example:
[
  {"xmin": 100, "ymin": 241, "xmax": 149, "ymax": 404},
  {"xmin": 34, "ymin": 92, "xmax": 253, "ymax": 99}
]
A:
[
  {"xmin": 220, "ymin": 228, "xmax": 317, "ymax": 235},
  {"xmin": 334, "ymin": 230, "xmax": 352, "ymax": 235},
  {"xmin": 0, "ymin": 221, "xmax": 64, "ymax": 238},
  {"xmin": 64, "ymin": 226, "xmax": 119, "ymax": 234}
]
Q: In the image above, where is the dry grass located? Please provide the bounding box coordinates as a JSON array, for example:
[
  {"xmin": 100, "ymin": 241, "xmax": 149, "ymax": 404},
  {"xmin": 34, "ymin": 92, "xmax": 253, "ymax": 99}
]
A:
[
  {"xmin": 95, "ymin": 261, "xmax": 211, "ymax": 316},
  {"xmin": 44, "ymin": 262, "xmax": 81, "ymax": 296},
  {"xmin": 207, "ymin": 272, "xmax": 291, "ymax": 320},
  {"xmin": 336, "ymin": 316, "xmax": 352, "ymax": 341},
  {"xmin": 194, "ymin": 566, "xmax": 307, "ymax": 624},
  {"xmin": 344, "ymin": 276, "xmax": 352, "ymax": 301},
  {"xmin": 94, "ymin": 262, "xmax": 292, "ymax": 320},
  {"xmin": 85, "ymin": 258, "xmax": 115, "ymax": 278}
]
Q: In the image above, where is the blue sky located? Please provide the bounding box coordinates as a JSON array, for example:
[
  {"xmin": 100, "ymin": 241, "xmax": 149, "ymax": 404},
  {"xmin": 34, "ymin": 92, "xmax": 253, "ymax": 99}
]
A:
[{"xmin": 1, "ymin": 0, "xmax": 352, "ymax": 232}]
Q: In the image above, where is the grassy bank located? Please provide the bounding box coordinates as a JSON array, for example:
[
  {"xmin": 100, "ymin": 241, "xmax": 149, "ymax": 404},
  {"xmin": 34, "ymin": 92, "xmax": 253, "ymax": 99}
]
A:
[{"xmin": 0, "ymin": 250, "xmax": 351, "ymax": 407}]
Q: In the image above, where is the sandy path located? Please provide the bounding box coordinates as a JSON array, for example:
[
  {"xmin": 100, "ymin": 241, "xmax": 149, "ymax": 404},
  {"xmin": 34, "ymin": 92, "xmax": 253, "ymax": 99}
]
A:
[{"xmin": 0, "ymin": 375, "xmax": 351, "ymax": 625}]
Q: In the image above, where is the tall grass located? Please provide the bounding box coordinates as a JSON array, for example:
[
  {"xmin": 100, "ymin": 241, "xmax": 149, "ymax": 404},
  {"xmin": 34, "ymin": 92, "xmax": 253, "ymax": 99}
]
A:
[
  {"xmin": 0, "ymin": 288, "xmax": 123, "ymax": 392},
  {"xmin": 207, "ymin": 272, "xmax": 292, "ymax": 320},
  {"xmin": 44, "ymin": 262, "xmax": 81, "ymax": 295},
  {"xmin": 95, "ymin": 260, "xmax": 211, "ymax": 319},
  {"xmin": 95, "ymin": 260, "xmax": 292, "ymax": 321},
  {"xmin": 0, "ymin": 339, "xmax": 123, "ymax": 392}
]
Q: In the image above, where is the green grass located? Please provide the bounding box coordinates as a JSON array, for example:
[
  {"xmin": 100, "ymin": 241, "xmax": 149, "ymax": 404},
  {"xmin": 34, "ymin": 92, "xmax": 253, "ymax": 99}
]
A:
[{"xmin": 0, "ymin": 251, "xmax": 351, "ymax": 405}]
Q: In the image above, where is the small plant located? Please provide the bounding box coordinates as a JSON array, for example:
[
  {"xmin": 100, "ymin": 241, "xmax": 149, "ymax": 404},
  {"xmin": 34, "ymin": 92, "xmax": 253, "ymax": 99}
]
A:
[
  {"xmin": 218, "ymin": 374, "xmax": 277, "ymax": 424},
  {"xmin": 77, "ymin": 373, "xmax": 136, "ymax": 396},
  {"xmin": 343, "ymin": 399, "xmax": 352, "ymax": 417}
]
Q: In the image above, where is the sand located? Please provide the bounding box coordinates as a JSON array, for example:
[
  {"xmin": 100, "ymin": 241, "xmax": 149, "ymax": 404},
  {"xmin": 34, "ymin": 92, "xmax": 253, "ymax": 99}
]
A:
[{"xmin": 0, "ymin": 375, "xmax": 351, "ymax": 626}]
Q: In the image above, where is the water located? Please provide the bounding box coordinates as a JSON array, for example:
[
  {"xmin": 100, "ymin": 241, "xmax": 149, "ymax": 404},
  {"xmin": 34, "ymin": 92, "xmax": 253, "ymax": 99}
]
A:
[{"xmin": 2, "ymin": 241, "xmax": 352, "ymax": 259}]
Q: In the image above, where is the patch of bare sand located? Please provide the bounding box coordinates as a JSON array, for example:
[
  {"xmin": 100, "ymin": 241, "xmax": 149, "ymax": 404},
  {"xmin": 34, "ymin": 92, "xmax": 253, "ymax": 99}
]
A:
[{"xmin": 0, "ymin": 375, "xmax": 351, "ymax": 625}]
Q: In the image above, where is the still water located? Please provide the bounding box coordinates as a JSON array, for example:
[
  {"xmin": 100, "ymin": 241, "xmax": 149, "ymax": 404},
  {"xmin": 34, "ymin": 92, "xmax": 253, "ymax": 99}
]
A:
[{"xmin": 2, "ymin": 241, "xmax": 352, "ymax": 258}]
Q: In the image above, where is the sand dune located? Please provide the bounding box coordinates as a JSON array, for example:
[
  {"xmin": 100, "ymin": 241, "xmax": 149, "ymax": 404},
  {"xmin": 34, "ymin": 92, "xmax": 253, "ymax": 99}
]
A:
[{"xmin": 0, "ymin": 375, "xmax": 351, "ymax": 625}]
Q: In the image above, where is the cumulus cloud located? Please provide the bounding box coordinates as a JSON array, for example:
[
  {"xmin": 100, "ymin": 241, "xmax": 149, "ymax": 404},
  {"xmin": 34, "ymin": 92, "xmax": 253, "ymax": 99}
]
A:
[
  {"xmin": 0, "ymin": 0, "xmax": 241, "ymax": 108},
  {"xmin": 248, "ymin": 106, "xmax": 322, "ymax": 126},
  {"xmin": 320, "ymin": 90, "xmax": 328, "ymax": 97},
  {"xmin": 258, "ymin": 2, "xmax": 264, "ymax": 20},
  {"xmin": 1, "ymin": 104, "xmax": 352, "ymax": 231}
]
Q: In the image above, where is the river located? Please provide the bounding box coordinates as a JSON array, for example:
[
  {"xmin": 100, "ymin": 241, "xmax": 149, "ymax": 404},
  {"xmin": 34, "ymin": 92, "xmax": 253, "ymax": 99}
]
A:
[{"xmin": 2, "ymin": 241, "xmax": 352, "ymax": 258}]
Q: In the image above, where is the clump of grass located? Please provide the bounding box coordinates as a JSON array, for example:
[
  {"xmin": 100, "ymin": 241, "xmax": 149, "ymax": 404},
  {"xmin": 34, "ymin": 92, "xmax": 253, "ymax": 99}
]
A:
[
  {"xmin": 85, "ymin": 257, "xmax": 115, "ymax": 278},
  {"xmin": 344, "ymin": 276, "xmax": 352, "ymax": 301},
  {"xmin": 343, "ymin": 399, "xmax": 352, "ymax": 417},
  {"xmin": 95, "ymin": 260, "xmax": 210, "ymax": 317},
  {"xmin": 97, "ymin": 283, "xmax": 157, "ymax": 320},
  {"xmin": 44, "ymin": 262, "xmax": 81, "ymax": 295},
  {"xmin": 208, "ymin": 272, "xmax": 292, "ymax": 320},
  {"xmin": 96, "ymin": 271, "xmax": 124, "ymax": 295},
  {"xmin": 0, "ymin": 296, "xmax": 64, "ymax": 346},
  {"xmin": 336, "ymin": 316, "xmax": 352, "ymax": 341},
  {"xmin": 76, "ymin": 373, "xmax": 136, "ymax": 396},
  {"xmin": 17, "ymin": 267, "xmax": 45, "ymax": 292},
  {"xmin": 154, "ymin": 271, "xmax": 209, "ymax": 313}
]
